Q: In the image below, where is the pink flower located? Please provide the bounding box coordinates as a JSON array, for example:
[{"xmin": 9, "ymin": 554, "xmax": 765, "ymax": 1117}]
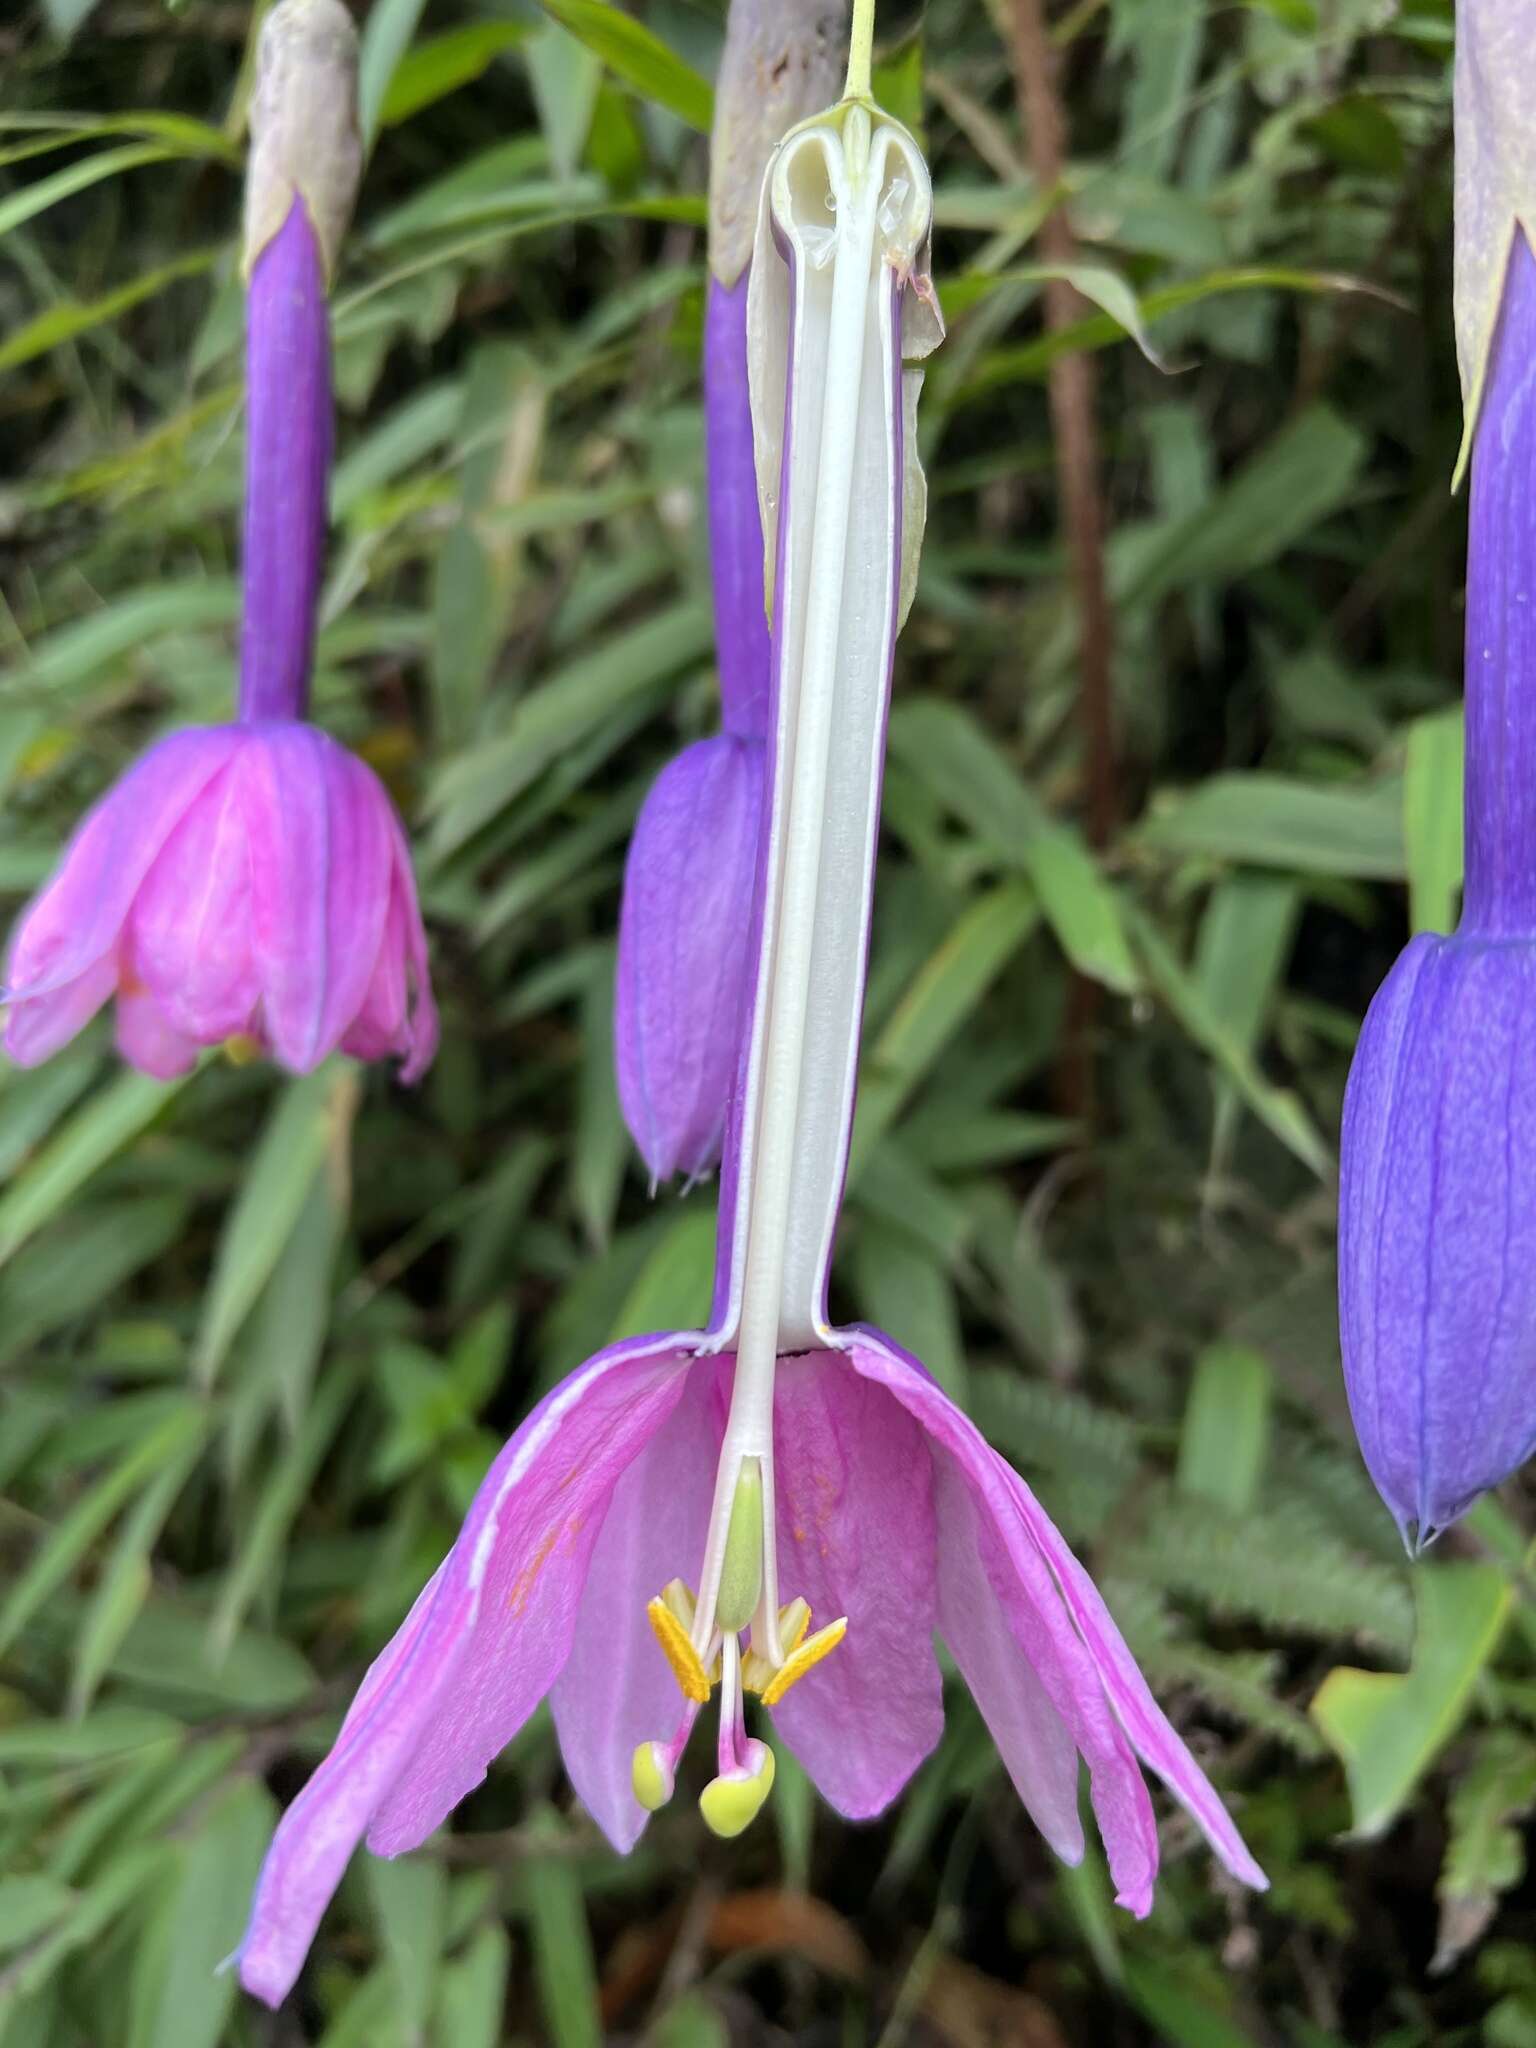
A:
[
  {"xmin": 238, "ymin": 1324, "xmax": 1263, "ymax": 2009},
  {"xmin": 3, "ymin": 723, "xmax": 437, "ymax": 1081},
  {"xmin": 239, "ymin": 39, "xmax": 1262, "ymax": 2012},
  {"xmin": 3, "ymin": 17, "xmax": 438, "ymax": 1084}
]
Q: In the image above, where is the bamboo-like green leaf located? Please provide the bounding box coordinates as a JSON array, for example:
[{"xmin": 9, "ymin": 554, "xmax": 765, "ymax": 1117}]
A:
[
  {"xmin": 851, "ymin": 884, "xmax": 1039, "ymax": 1170},
  {"xmin": 0, "ymin": 1068, "xmax": 185, "ymax": 1266},
  {"xmin": 0, "ymin": 143, "xmax": 173, "ymax": 240},
  {"xmin": 1177, "ymin": 1344, "xmax": 1273, "ymax": 1516},
  {"xmin": 533, "ymin": 0, "xmax": 713, "ymax": 132},
  {"xmin": 1312, "ymin": 1563, "xmax": 1513, "ymax": 1839},
  {"xmin": 194, "ymin": 1065, "xmax": 357, "ymax": 1385},
  {"xmin": 1403, "ymin": 707, "xmax": 1465, "ymax": 936},
  {"xmin": 378, "ymin": 23, "xmax": 530, "ymax": 126},
  {"xmin": 522, "ymin": 1811, "xmax": 602, "ymax": 2048}
]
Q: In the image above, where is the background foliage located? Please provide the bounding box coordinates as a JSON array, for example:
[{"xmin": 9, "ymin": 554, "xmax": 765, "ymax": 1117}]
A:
[{"xmin": 1, "ymin": 0, "xmax": 1527, "ymax": 2041}]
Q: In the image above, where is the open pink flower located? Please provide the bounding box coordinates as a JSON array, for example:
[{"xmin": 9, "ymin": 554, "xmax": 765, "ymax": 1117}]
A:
[
  {"xmin": 3, "ymin": 722, "xmax": 436, "ymax": 1081},
  {"xmin": 239, "ymin": 59, "xmax": 1263, "ymax": 2009},
  {"xmin": 237, "ymin": 1321, "xmax": 1262, "ymax": 2006}
]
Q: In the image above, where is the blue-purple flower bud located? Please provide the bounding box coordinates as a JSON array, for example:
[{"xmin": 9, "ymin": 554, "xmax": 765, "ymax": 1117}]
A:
[
  {"xmin": 1339, "ymin": 218, "xmax": 1536, "ymax": 1545},
  {"xmin": 615, "ymin": 735, "xmax": 764, "ymax": 1184}
]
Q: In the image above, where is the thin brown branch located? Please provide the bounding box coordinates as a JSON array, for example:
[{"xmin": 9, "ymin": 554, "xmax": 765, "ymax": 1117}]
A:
[{"xmin": 1007, "ymin": 0, "xmax": 1118, "ymax": 850}]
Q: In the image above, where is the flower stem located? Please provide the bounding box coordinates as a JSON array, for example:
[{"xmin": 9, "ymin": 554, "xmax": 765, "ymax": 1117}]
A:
[{"xmin": 843, "ymin": 0, "xmax": 875, "ymax": 102}]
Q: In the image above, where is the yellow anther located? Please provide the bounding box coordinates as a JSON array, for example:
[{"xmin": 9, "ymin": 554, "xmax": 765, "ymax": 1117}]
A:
[
  {"xmin": 631, "ymin": 1741, "xmax": 674, "ymax": 1812},
  {"xmin": 699, "ymin": 1747, "xmax": 776, "ymax": 1838},
  {"xmin": 647, "ymin": 1590, "xmax": 713, "ymax": 1704},
  {"xmin": 758, "ymin": 1616, "xmax": 848, "ymax": 1707},
  {"xmin": 742, "ymin": 1598, "xmax": 812, "ymax": 1695}
]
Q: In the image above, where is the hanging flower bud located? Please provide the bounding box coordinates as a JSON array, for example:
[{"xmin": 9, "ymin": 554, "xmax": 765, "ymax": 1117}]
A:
[
  {"xmin": 2, "ymin": 0, "xmax": 435, "ymax": 1082},
  {"xmin": 613, "ymin": 0, "xmax": 846, "ymax": 1185},
  {"xmin": 616, "ymin": 734, "xmax": 764, "ymax": 1184},
  {"xmin": 1339, "ymin": 3, "xmax": 1536, "ymax": 1543}
]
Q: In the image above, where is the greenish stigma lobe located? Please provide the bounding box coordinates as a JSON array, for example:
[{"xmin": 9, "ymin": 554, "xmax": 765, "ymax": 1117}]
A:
[{"xmin": 715, "ymin": 1458, "xmax": 765, "ymax": 1633}]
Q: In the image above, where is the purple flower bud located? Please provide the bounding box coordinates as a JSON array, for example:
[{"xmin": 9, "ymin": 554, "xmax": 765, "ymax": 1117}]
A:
[
  {"xmin": 706, "ymin": 275, "xmax": 771, "ymax": 739},
  {"xmin": 615, "ymin": 735, "xmax": 764, "ymax": 1183},
  {"xmin": 1339, "ymin": 230, "xmax": 1536, "ymax": 1544}
]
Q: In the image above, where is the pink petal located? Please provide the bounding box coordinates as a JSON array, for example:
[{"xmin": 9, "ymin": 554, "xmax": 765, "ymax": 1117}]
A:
[
  {"xmin": 340, "ymin": 814, "xmax": 438, "ymax": 1083},
  {"xmin": 4, "ymin": 952, "xmax": 119, "ymax": 1066},
  {"xmin": 930, "ymin": 1452, "xmax": 1084, "ymax": 1864},
  {"xmin": 3, "ymin": 727, "xmax": 240, "ymax": 1048},
  {"xmin": 766, "ymin": 1351, "xmax": 945, "ymax": 1819},
  {"xmin": 550, "ymin": 1358, "xmax": 727, "ymax": 1848},
  {"xmin": 238, "ymin": 1334, "xmax": 696, "ymax": 2010},
  {"xmin": 847, "ymin": 1332, "xmax": 1265, "ymax": 1908},
  {"xmin": 244, "ymin": 726, "xmax": 392, "ymax": 1073},
  {"xmin": 999, "ymin": 1457, "xmax": 1268, "ymax": 1893},
  {"xmin": 115, "ymin": 983, "xmax": 201, "ymax": 1079},
  {"xmin": 126, "ymin": 755, "xmax": 260, "ymax": 1043}
]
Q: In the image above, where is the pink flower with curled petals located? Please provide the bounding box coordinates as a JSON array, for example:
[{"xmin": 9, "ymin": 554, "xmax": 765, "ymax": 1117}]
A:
[
  {"xmin": 3, "ymin": 0, "xmax": 436, "ymax": 1085},
  {"xmin": 3, "ymin": 723, "xmax": 436, "ymax": 1082},
  {"xmin": 237, "ymin": 1329, "xmax": 1263, "ymax": 2008},
  {"xmin": 238, "ymin": 51, "xmax": 1263, "ymax": 2013}
]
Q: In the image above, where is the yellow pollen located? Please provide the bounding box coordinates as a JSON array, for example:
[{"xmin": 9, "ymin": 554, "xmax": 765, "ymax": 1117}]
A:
[
  {"xmin": 758, "ymin": 1616, "xmax": 848, "ymax": 1708},
  {"xmin": 647, "ymin": 1593, "xmax": 713, "ymax": 1704},
  {"xmin": 742, "ymin": 1598, "xmax": 811, "ymax": 1695},
  {"xmin": 700, "ymin": 1748, "xmax": 776, "ymax": 1838}
]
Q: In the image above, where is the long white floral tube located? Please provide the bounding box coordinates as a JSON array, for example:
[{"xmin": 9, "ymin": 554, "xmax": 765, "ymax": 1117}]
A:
[{"xmin": 689, "ymin": 91, "xmax": 942, "ymax": 1642}]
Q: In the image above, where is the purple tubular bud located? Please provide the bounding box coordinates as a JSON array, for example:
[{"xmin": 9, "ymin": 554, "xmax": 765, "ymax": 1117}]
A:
[
  {"xmin": 1463, "ymin": 232, "xmax": 1536, "ymax": 934},
  {"xmin": 1338, "ymin": 236, "xmax": 1536, "ymax": 1545},
  {"xmin": 705, "ymin": 276, "xmax": 772, "ymax": 738},
  {"xmin": 239, "ymin": 201, "xmax": 331, "ymax": 723},
  {"xmin": 615, "ymin": 735, "xmax": 765, "ymax": 1184}
]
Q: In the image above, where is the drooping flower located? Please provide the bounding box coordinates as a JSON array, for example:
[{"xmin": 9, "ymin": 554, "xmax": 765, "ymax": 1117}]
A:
[
  {"xmin": 2, "ymin": 0, "xmax": 436, "ymax": 1083},
  {"xmin": 1339, "ymin": 208, "xmax": 1536, "ymax": 1544},
  {"xmin": 240, "ymin": 30, "xmax": 1263, "ymax": 2009},
  {"xmin": 613, "ymin": 0, "xmax": 842, "ymax": 1182}
]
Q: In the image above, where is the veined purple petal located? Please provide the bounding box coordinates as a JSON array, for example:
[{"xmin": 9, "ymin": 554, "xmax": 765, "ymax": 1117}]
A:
[
  {"xmin": 1338, "ymin": 212, "xmax": 1536, "ymax": 1542},
  {"xmin": 115, "ymin": 983, "xmax": 201, "ymax": 1080},
  {"xmin": 616, "ymin": 736, "xmax": 764, "ymax": 1184},
  {"xmin": 1462, "ymin": 233, "xmax": 1536, "ymax": 933},
  {"xmin": 846, "ymin": 1330, "xmax": 1267, "ymax": 1907},
  {"xmin": 341, "ymin": 813, "xmax": 439, "ymax": 1084},
  {"xmin": 3, "ymin": 728, "xmax": 242, "ymax": 1064},
  {"xmin": 1340, "ymin": 934, "xmax": 1536, "ymax": 1542},
  {"xmin": 126, "ymin": 755, "xmax": 261, "ymax": 1044},
  {"xmin": 238, "ymin": 1333, "xmax": 696, "ymax": 2010},
  {"xmin": 240, "ymin": 200, "xmax": 331, "ymax": 723},
  {"xmin": 550, "ymin": 1358, "xmax": 727, "ymax": 1849},
  {"xmin": 4, "ymin": 722, "xmax": 436, "ymax": 1081},
  {"xmin": 766, "ymin": 1352, "xmax": 944, "ymax": 1817},
  {"xmin": 705, "ymin": 276, "xmax": 771, "ymax": 739},
  {"xmin": 244, "ymin": 724, "xmax": 393, "ymax": 1073},
  {"xmin": 929, "ymin": 1453, "xmax": 1084, "ymax": 1864}
]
